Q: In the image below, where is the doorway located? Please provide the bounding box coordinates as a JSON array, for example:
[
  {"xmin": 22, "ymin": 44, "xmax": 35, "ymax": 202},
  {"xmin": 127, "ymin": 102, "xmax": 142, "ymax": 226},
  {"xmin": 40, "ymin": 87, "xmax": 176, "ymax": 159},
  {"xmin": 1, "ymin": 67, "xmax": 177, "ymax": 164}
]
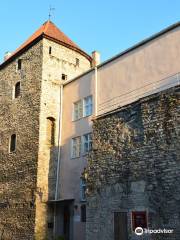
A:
[{"xmin": 114, "ymin": 212, "xmax": 128, "ymax": 240}]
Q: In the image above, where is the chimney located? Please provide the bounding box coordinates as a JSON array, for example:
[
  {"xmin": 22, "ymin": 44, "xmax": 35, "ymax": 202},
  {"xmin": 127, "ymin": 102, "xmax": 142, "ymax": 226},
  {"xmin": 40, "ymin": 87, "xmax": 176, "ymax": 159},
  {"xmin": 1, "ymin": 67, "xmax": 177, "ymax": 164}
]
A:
[
  {"xmin": 4, "ymin": 51, "xmax": 12, "ymax": 61},
  {"xmin": 92, "ymin": 51, "xmax": 100, "ymax": 67}
]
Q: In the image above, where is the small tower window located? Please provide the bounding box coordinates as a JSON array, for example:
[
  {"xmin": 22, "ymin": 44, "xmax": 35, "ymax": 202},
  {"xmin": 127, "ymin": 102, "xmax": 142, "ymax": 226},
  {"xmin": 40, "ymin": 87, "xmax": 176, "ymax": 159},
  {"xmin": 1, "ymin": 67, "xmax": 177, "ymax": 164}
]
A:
[
  {"xmin": 47, "ymin": 117, "xmax": 55, "ymax": 146},
  {"xmin": 10, "ymin": 134, "xmax": 16, "ymax": 152},
  {"xmin": 76, "ymin": 58, "xmax": 79, "ymax": 67},
  {"xmin": 17, "ymin": 59, "xmax": 22, "ymax": 70},
  {"xmin": 62, "ymin": 74, "xmax": 67, "ymax": 81},
  {"xmin": 14, "ymin": 82, "xmax": 21, "ymax": 98},
  {"xmin": 49, "ymin": 47, "xmax": 52, "ymax": 55}
]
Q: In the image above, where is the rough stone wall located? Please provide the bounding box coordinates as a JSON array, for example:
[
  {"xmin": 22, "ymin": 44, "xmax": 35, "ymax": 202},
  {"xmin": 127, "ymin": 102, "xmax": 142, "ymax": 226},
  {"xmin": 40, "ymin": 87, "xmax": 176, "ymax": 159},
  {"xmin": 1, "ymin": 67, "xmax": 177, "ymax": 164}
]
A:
[
  {"xmin": 0, "ymin": 41, "xmax": 43, "ymax": 239},
  {"xmin": 34, "ymin": 38, "xmax": 91, "ymax": 240},
  {"xmin": 87, "ymin": 86, "xmax": 180, "ymax": 240},
  {"xmin": 0, "ymin": 35, "xmax": 91, "ymax": 240}
]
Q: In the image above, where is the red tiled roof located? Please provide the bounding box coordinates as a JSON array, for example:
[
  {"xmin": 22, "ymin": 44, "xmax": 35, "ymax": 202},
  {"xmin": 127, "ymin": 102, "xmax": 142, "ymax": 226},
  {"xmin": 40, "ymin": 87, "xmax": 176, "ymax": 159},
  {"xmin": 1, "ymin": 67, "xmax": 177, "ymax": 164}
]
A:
[{"xmin": 1, "ymin": 21, "xmax": 91, "ymax": 66}]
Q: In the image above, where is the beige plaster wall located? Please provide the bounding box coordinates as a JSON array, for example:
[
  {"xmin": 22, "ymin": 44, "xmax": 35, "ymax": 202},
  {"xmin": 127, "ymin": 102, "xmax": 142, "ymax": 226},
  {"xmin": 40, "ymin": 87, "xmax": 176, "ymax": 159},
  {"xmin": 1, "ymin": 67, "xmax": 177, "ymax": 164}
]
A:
[
  {"xmin": 97, "ymin": 27, "xmax": 180, "ymax": 115},
  {"xmin": 59, "ymin": 70, "xmax": 95, "ymax": 240}
]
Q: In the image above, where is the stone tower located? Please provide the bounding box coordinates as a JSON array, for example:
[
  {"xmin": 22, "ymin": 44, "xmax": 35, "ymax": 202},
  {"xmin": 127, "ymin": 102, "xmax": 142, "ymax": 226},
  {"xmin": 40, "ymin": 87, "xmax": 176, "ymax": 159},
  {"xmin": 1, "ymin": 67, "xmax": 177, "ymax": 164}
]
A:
[{"xmin": 0, "ymin": 21, "xmax": 91, "ymax": 240}]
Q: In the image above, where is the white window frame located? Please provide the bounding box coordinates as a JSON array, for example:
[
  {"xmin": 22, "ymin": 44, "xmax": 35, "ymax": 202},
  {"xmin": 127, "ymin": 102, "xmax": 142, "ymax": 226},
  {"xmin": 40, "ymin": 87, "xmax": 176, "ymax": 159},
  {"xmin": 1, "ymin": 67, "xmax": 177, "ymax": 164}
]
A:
[
  {"xmin": 82, "ymin": 133, "xmax": 92, "ymax": 154},
  {"xmin": 71, "ymin": 136, "xmax": 81, "ymax": 158},
  {"xmin": 80, "ymin": 178, "xmax": 86, "ymax": 201},
  {"xmin": 83, "ymin": 95, "xmax": 93, "ymax": 117},
  {"xmin": 73, "ymin": 100, "xmax": 83, "ymax": 121}
]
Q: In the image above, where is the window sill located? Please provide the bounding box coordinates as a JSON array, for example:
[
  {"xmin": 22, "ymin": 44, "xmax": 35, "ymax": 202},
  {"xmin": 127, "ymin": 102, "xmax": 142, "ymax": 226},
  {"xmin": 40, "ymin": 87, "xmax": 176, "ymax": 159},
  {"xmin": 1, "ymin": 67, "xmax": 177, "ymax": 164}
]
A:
[
  {"xmin": 82, "ymin": 152, "xmax": 90, "ymax": 157},
  {"xmin": 9, "ymin": 151, "xmax": 16, "ymax": 154},
  {"xmin": 72, "ymin": 114, "xmax": 92, "ymax": 122},
  {"xmin": 71, "ymin": 156, "xmax": 81, "ymax": 160}
]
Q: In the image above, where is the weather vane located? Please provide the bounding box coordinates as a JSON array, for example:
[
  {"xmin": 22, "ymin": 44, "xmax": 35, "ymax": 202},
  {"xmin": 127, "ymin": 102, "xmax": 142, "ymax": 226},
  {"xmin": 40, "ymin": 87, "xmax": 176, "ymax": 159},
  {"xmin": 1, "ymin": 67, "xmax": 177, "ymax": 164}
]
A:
[{"xmin": 48, "ymin": 5, "xmax": 55, "ymax": 20}]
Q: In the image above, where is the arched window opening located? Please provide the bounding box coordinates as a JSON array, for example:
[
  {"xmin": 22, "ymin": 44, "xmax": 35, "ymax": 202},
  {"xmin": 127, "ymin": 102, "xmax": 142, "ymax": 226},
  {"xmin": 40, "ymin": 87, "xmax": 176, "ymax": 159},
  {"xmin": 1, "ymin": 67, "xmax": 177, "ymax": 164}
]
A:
[
  {"xmin": 15, "ymin": 82, "xmax": 21, "ymax": 98},
  {"xmin": 47, "ymin": 117, "xmax": 55, "ymax": 146},
  {"xmin": 10, "ymin": 134, "xmax": 16, "ymax": 152}
]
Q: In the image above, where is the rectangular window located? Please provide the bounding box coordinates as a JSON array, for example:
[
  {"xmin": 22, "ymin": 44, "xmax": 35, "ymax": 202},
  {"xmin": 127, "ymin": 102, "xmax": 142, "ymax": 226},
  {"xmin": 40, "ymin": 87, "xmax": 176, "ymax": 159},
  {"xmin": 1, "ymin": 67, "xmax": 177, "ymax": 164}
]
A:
[
  {"xmin": 83, "ymin": 133, "xmax": 92, "ymax": 154},
  {"xmin": 83, "ymin": 96, "xmax": 93, "ymax": 117},
  {"xmin": 80, "ymin": 178, "xmax": 86, "ymax": 201},
  {"xmin": 132, "ymin": 211, "xmax": 147, "ymax": 231},
  {"xmin": 62, "ymin": 74, "xmax": 67, "ymax": 81},
  {"xmin": 73, "ymin": 100, "xmax": 83, "ymax": 120},
  {"xmin": 71, "ymin": 137, "xmax": 81, "ymax": 158},
  {"xmin": 76, "ymin": 58, "xmax": 80, "ymax": 67},
  {"xmin": 10, "ymin": 134, "xmax": 16, "ymax": 152},
  {"xmin": 49, "ymin": 46, "xmax": 52, "ymax": 54},
  {"xmin": 17, "ymin": 59, "xmax": 22, "ymax": 70}
]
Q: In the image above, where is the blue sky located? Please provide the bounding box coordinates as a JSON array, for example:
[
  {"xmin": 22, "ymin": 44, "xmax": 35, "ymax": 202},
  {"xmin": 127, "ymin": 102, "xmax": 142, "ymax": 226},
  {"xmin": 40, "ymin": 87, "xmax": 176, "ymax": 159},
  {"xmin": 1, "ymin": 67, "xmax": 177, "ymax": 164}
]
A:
[{"xmin": 0, "ymin": 0, "xmax": 179, "ymax": 62}]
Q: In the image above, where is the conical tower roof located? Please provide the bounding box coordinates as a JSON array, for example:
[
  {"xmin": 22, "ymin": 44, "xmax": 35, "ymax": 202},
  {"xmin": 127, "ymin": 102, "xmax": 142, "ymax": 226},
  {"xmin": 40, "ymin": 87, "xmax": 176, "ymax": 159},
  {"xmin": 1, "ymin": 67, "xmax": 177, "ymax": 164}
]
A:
[{"xmin": 1, "ymin": 21, "xmax": 91, "ymax": 67}]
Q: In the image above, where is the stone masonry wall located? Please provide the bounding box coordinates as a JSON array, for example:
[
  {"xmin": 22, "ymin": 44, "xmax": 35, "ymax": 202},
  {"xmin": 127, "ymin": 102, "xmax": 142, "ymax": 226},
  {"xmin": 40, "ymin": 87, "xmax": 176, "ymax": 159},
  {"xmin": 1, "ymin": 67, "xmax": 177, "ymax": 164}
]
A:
[
  {"xmin": 87, "ymin": 85, "xmax": 180, "ymax": 240},
  {"xmin": 35, "ymin": 38, "xmax": 91, "ymax": 240},
  {"xmin": 0, "ymin": 41, "xmax": 43, "ymax": 240}
]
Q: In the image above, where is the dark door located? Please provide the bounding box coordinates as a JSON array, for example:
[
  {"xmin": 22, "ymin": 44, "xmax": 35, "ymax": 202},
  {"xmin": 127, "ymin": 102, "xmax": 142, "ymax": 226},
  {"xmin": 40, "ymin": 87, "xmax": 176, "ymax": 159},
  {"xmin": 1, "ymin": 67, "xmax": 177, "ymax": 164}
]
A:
[
  {"xmin": 114, "ymin": 212, "xmax": 128, "ymax": 240},
  {"xmin": 63, "ymin": 206, "xmax": 70, "ymax": 240}
]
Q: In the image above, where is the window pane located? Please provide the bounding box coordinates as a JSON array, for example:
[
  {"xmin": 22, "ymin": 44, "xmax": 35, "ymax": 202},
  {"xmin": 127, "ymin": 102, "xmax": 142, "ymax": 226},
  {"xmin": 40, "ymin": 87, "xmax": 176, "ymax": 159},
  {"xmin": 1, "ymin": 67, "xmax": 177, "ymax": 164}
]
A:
[
  {"xmin": 80, "ymin": 178, "xmax": 87, "ymax": 201},
  {"xmin": 83, "ymin": 133, "xmax": 92, "ymax": 153},
  {"xmin": 72, "ymin": 137, "xmax": 81, "ymax": 158},
  {"xmin": 73, "ymin": 100, "xmax": 82, "ymax": 120},
  {"xmin": 84, "ymin": 96, "xmax": 92, "ymax": 117}
]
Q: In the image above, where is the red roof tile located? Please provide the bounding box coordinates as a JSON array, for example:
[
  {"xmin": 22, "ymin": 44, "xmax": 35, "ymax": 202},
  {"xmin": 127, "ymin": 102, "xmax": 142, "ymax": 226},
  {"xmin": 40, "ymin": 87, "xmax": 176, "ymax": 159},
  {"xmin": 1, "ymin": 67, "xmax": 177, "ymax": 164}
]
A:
[{"xmin": 2, "ymin": 21, "xmax": 91, "ymax": 66}]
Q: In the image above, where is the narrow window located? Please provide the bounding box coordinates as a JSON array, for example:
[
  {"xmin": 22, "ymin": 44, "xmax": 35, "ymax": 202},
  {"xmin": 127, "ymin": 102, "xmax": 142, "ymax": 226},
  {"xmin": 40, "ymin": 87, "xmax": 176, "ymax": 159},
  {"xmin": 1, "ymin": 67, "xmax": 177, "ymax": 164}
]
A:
[
  {"xmin": 62, "ymin": 74, "xmax": 67, "ymax": 81},
  {"xmin": 10, "ymin": 134, "xmax": 16, "ymax": 152},
  {"xmin": 17, "ymin": 59, "xmax": 22, "ymax": 70},
  {"xmin": 47, "ymin": 117, "xmax": 55, "ymax": 146},
  {"xmin": 132, "ymin": 211, "xmax": 147, "ymax": 231},
  {"xmin": 49, "ymin": 46, "xmax": 52, "ymax": 54},
  {"xmin": 14, "ymin": 82, "xmax": 21, "ymax": 98},
  {"xmin": 83, "ymin": 133, "xmax": 92, "ymax": 154},
  {"xmin": 76, "ymin": 58, "xmax": 80, "ymax": 67},
  {"xmin": 81, "ymin": 204, "xmax": 86, "ymax": 222},
  {"xmin": 83, "ymin": 96, "xmax": 93, "ymax": 117},
  {"xmin": 71, "ymin": 137, "xmax": 81, "ymax": 158},
  {"xmin": 80, "ymin": 178, "xmax": 86, "ymax": 201},
  {"xmin": 73, "ymin": 100, "xmax": 83, "ymax": 120}
]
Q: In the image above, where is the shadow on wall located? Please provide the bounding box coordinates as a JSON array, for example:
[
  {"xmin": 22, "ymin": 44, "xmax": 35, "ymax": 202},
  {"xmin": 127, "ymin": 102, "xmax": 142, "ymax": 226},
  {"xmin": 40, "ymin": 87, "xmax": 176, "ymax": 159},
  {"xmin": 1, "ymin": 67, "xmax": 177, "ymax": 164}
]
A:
[{"xmin": 48, "ymin": 146, "xmax": 59, "ymax": 201}]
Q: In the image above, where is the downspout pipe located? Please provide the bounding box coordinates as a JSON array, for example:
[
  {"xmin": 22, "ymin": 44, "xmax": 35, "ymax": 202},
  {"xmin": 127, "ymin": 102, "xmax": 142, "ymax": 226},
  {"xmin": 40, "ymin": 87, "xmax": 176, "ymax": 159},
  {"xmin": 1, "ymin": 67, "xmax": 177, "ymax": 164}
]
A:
[
  {"xmin": 55, "ymin": 84, "xmax": 63, "ymax": 200},
  {"xmin": 53, "ymin": 83, "xmax": 63, "ymax": 236},
  {"xmin": 95, "ymin": 66, "xmax": 98, "ymax": 116}
]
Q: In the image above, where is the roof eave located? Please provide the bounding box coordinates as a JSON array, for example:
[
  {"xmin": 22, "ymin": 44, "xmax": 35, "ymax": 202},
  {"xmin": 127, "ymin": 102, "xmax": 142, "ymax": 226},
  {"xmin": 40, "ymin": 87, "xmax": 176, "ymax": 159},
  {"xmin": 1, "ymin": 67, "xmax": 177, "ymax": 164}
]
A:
[
  {"xmin": 0, "ymin": 35, "xmax": 44, "ymax": 69},
  {"xmin": 0, "ymin": 34, "xmax": 92, "ymax": 69}
]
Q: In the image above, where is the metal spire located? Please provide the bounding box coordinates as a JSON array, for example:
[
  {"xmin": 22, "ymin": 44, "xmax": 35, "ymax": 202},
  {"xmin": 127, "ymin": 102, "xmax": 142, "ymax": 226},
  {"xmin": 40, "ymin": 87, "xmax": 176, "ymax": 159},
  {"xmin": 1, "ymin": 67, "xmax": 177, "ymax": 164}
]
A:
[{"xmin": 48, "ymin": 5, "xmax": 55, "ymax": 20}]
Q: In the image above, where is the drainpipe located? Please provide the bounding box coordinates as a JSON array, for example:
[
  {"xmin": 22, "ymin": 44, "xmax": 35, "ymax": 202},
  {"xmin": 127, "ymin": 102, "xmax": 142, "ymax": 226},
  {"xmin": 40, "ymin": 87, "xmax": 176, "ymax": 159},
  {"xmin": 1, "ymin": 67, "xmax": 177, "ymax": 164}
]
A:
[
  {"xmin": 92, "ymin": 51, "xmax": 100, "ymax": 116},
  {"xmin": 53, "ymin": 83, "xmax": 63, "ymax": 236},
  {"xmin": 95, "ymin": 66, "xmax": 98, "ymax": 116}
]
